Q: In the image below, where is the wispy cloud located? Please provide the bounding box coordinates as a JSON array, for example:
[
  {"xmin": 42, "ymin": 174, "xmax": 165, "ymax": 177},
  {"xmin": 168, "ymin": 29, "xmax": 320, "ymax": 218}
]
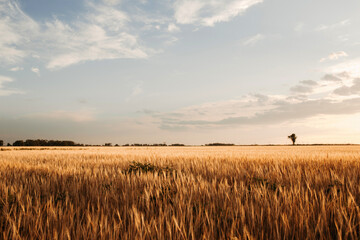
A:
[
  {"xmin": 31, "ymin": 67, "xmax": 40, "ymax": 75},
  {"xmin": 0, "ymin": 0, "xmax": 265, "ymax": 70},
  {"xmin": 152, "ymin": 71, "xmax": 360, "ymax": 130},
  {"xmin": 299, "ymin": 80, "xmax": 318, "ymax": 86},
  {"xmin": 9, "ymin": 66, "xmax": 24, "ymax": 72},
  {"xmin": 174, "ymin": 0, "xmax": 263, "ymax": 26},
  {"xmin": 159, "ymin": 95, "xmax": 360, "ymax": 129},
  {"xmin": 0, "ymin": 1, "xmax": 38, "ymax": 65},
  {"xmin": 290, "ymin": 85, "xmax": 313, "ymax": 94},
  {"xmin": 33, "ymin": 109, "xmax": 97, "ymax": 122},
  {"xmin": 0, "ymin": 75, "xmax": 22, "ymax": 96},
  {"xmin": 320, "ymin": 51, "xmax": 348, "ymax": 62},
  {"xmin": 333, "ymin": 78, "xmax": 360, "ymax": 96},
  {"xmin": 131, "ymin": 82, "xmax": 144, "ymax": 97},
  {"xmin": 167, "ymin": 23, "xmax": 180, "ymax": 32},
  {"xmin": 126, "ymin": 82, "xmax": 144, "ymax": 102},
  {"xmin": 337, "ymin": 34, "xmax": 350, "ymax": 42},
  {"xmin": 164, "ymin": 36, "xmax": 179, "ymax": 46},
  {"xmin": 0, "ymin": 0, "xmax": 150, "ymax": 70},
  {"xmin": 315, "ymin": 19, "xmax": 350, "ymax": 31},
  {"xmin": 102, "ymin": 0, "xmax": 122, "ymax": 6},
  {"xmin": 45, "ymin": 2, "xmax": 149, "ymax": 69},
  {"xmin": 322, "ymin": 74, "xmax": 342, "ymax": 82},
  {"xmin": 294, "ymin": 22, "xmax": 304, "ymax": 33},
  {"xmin": 242, "ymin": 33, "xmax": 264, "ymax": 46},
  {"xmin": 326, "ymin": 58, "xmax": 360, "ymax": 78}
]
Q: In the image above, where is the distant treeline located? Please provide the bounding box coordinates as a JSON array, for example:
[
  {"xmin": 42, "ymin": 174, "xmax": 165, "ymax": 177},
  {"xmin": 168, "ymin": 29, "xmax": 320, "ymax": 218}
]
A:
[
  {"xmin": 1, "ymin": 139, "xmax": 187, "ymax": 147},
  {"xmin": 11, "ymin": 139, "xmax": 83, "ymax": 146},
  {"xmin": 205, "ymin": 143, "xmax": 235, "ymax": 146}
]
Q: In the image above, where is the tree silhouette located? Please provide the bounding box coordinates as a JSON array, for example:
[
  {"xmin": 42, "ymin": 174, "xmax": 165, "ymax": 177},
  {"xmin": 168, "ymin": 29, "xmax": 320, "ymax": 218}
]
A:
[{"xmin": 288, "ymin": 133, "xmax": 297, "ymax": 145}]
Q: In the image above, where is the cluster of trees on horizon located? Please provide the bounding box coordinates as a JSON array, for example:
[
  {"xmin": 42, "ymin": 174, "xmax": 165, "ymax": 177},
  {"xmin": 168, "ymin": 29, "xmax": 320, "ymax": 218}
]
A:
[
  {"xmin": 205, "ymin": 143, "xmax": 235, "ymax": 146},
  {"xmin": 10, "ymin": 139, "xmax": 83, "ymax": 147}
]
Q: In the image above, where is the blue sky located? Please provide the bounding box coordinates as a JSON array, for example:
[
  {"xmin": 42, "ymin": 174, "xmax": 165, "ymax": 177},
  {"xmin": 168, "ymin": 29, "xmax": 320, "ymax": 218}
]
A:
[{"xmin": 1, "ymin": 0, "xmax": 360, "ymax": 145}]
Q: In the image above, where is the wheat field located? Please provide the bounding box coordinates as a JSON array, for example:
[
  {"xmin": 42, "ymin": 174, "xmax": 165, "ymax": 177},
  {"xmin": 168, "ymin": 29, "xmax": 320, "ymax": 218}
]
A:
[{"xmin": 0, "ymin": 146, "xmax": 360, "ymax": 239}]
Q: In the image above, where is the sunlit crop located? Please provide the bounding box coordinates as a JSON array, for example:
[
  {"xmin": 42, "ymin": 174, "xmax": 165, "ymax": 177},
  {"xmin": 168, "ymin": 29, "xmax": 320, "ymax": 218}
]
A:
[{"xmin": 1, "ymin": 146, "xmax": 359, "ymax": 239}]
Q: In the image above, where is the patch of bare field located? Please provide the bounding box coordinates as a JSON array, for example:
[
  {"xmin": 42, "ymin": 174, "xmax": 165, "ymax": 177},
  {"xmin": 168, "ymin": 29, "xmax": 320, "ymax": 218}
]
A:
[{"xmin": 0, "ymin": 146, "xmax": 360, "ymax": 239}]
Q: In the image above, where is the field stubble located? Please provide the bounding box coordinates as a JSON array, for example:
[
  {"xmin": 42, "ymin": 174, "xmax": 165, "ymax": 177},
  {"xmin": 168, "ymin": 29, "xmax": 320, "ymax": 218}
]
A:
[{"xmin": 0, "ymin": 146, "xmax": 360, "ymax": 239}]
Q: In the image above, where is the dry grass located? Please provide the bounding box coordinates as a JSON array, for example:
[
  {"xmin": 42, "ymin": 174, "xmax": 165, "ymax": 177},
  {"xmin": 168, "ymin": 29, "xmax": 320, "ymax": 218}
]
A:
[{"xmin": 1, "ymin": 146, "xmax": 360, "ymax": 239}]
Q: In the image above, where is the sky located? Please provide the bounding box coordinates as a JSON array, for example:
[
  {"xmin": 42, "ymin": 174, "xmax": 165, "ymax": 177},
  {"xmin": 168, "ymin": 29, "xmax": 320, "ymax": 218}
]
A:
[{"xmin": 1, "ymin": 0, "xmax": 360, "ymax": 145}]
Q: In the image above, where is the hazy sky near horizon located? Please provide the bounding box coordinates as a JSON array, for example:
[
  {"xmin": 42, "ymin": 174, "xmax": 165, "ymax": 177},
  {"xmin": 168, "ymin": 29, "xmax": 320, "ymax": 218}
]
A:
[{"xmin": 1, "ymin": 0, "xmax": 360, "ymax": 145}]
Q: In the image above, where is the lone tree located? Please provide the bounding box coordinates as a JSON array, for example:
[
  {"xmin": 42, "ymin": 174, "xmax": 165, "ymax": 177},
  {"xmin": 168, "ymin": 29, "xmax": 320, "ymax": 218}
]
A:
[{"xmin": 288, "ymin": 133, "xmax": 297, "ymax": 145}]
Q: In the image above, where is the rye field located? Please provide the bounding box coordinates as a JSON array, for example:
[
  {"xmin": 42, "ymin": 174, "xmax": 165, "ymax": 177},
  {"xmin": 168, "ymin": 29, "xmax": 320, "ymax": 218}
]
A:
[{"xmin": 0, "ymin": 146, "xmax": 360, "ymax": 239}]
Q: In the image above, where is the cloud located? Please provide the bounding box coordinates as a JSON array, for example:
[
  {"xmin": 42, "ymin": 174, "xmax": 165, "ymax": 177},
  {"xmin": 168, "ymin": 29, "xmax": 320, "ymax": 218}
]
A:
[
  {"xmin": 131, "ymin": 82, "xmax": 143, "ymax": 96},
  {"xmin": 174, "ymin": 0, "xmax": 263, "ymax": 26},
  {"xmin": 214, "ymin": 98, "xmax": 360, "ymax": 126},
  {"xmin": 34, "ymin": 109, "xmax": 97, "ymax": 122},
  {"xmin": 315, "ymin": 19, "xmax": 350, "ymax": 31},
  {"xmin": 31, "ymin": 67, "xmax": 40, "ymax": 75},
  {"xmin": 78, "ymin": 98, "xmax": 88, "ymax": 104},
  {"xmin": 86, "ymin": 2, "xmax": 129, "ymax": 31},
  {"xmin": 152, "ymin": 72, "xmax": 360, "ymax": 130},
  {"xmin": 0, "ymin": 0, "xmax": 150, "ymax": 70},
  {"xmin": 333, "ymin": 78, "xmax": 360, "ymax": 96},
  {"xmin": 0, "ymin": 75, "xmax": 13, "ymax": 88},
  {"xmin": 160, "ymin": 97, "xmax": 360, "ymax": 129},
  {"xmin": 45, "ymin": 3, "xmax": 149, "ymax": 69},
  {"xmin": 0, "ymin": 75, "xmax": 22, "ymax": 96},
  {"xmin": 322, "ymin": 74, "xmax": 342, "ymax": 82},
  {"xmin": 46, "ymin": 29, "xmax": 148, "ymax": 69},
  {"xmin": 299, "ymin": 80, "xmax": 317, "ymax": 86},
  {"xmin": 137, "ymin": 109, "xmax": 158, "ymax": 115},
  {"xmin": 167, "ymin": 23, "xmax": 180, "ymax": 32},
  {"xmin": 337, "ymin": 34, "xmax": 349, "ymax": 42},
  {"xmin": 163, "ymin": 36, "xmax": 179, "ymax": 46},
  {"xmin": 0, "ymin": 0, "xmax": 264, "ymax": 69},
  {"xmin": 0, "ymin": 1, "xmax": 38, "ymax": 65},
  {"xmin": 157, "ymin": 94, "xmax": 285, "ymax": 127},
  {"xmin": 326, "ymin": 58, "xmax": 360, "ymax": 78},
  {"xmin": 294, "ymin": 22, "xmax": 304, "ymax": 32},
  {"xmin": 320, "ymin": 51, "xmax": 348, "ymax": 62},
  {"xmin": 242, "ymin": 33, "xmax": 264, "ymax": 46},
  {"xmin": 9, "ymin": 66, "xmax": 24, "ymax": 72},
  {"xmin": 102, "ymin": 0, "xmax": 122, "ymax": 6},
  {"xmin": 290, "ymin": 85, "xmax": 313, "ymax": 94},
  {"xmin": 126, "ymin": 82, "xmax": 144, "ymax": 101},
  {"xmin": 290, "ymin": 79, "xmax": 319, "ymax": 94}
]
